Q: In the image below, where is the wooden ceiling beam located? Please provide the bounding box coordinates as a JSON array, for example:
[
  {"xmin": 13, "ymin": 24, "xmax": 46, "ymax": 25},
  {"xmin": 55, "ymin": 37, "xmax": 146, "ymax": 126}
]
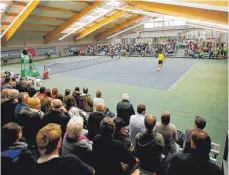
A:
[
  {"xmin": 43, "ymin": 1, "xmax": 103, "ymax": 44},
  {"xmin": 1, "ymin": 0, "xmax": 40, "ymax": 46},
  {"xmin": 1, "ymin": 22, "xmax": 58, "ymax": 28}
]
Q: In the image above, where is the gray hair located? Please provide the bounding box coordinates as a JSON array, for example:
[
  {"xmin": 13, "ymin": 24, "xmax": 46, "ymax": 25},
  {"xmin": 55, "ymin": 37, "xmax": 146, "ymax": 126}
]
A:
[
  {"xmin": 8, "ymin": 89, "xmax": 19, "ymax": 100},
  {"xmin": 122, "ymin": 93, "xmax": 129, "ymax": 100},
  {"xmin": 66, "ymin": 116, "xmax": 84, "ymax": 139}
]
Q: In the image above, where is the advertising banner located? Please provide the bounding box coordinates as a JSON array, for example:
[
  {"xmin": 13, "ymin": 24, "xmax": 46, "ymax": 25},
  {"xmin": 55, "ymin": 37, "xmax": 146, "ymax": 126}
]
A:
[
  {"xmin": 27, "ymin": 48, "xmax": 36, "ymax": 56},
  {"xmin": 1, "ymin": 50, "xmax": 21, "ymax": 59},
  {"xmin": 37, "ymin": 47, "xmax": 56, "ymax": 56}
]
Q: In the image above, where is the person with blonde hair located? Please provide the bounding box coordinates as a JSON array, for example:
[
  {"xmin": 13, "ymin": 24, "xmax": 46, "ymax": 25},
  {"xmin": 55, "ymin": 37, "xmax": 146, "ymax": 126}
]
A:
[
  {"xmin": 62, "ymin": 117, "xmax": 92, "ymax": 165},
  {"xmin": 17, "ymin": 97, "xmax": 44, "ymax": 147},
  {"xmin": 1, "ymin": 88, "xmax": 10, "ymax": 103},
  {"xmin": 93, "ymin": 89, "xmax": 105, "ymax": 111},
  {"xmin": 1, "ymin": 89, "xmax": 19, "ymax": 127},
  {"xmin": 30, "ymin": 123, "xmax": 94, "ymax": 175}
]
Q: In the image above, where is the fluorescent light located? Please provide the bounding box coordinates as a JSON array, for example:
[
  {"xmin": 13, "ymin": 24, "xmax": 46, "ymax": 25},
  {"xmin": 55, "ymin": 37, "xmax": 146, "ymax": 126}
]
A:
[
  {"xmin": 143, "ymin": 0, "xmax": 227, "ymax": 12},
  {"xmin": 117, "ymin": 7, "xmax": 229, "ymax": 30},
  {"xmin": 59, "ymin": 0, "xmax": 119, "ymax": 40},
  {"xmin": 1, "ymin": 0, "xmax": 33, "ymax": 38},
  {"xmin": 106, "ymin": 20, "xmax": 148, "ymax": 39},
  {"xmin": 186, "ymin": 23, "xmax": 228, "ymax": 33}
]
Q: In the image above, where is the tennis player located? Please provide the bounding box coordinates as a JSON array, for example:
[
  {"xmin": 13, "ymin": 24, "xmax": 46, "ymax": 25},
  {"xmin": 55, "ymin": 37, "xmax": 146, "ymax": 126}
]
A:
[{"xmin": 157, "ymin": 51, "xmax": 164, "ymax": 71}]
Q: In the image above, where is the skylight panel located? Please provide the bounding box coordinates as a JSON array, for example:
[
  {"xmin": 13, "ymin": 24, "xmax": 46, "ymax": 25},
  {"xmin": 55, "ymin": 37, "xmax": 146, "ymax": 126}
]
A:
[{"xmin": 0, "ymin": 3, "xmax": 8, "ymax": 13}]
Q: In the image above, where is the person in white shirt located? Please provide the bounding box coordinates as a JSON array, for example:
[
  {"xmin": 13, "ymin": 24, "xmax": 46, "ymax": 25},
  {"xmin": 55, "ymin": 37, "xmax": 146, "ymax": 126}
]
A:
[
  {"xmin": 129, "ymin": 104, "xmax": 146, "ymax": 144},
  {"xmin": 93, "ymin": 89, "xmax": 105, "ymax": 112}
]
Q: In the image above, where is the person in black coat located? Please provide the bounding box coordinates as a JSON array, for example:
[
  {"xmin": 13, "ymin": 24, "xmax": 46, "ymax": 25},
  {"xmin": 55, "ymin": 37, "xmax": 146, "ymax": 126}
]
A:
[
  {"xmin": 1, "ymin": 89, "xmax": 18, "ymax": 127},
  {"xmin": 42, "ymin": 99, "xmax": 70, "ymax": 138},
  {"xmin": 87, "ymin": 103, "xmax": 106, "ymax": 141},
  {"xmin": 92, "ymin": 117, "xmax": 138, "ymax": 175},
  {"xmin": 16, "ymin": 97, "xmax": 44, "ymax": 148},
  {"xmin": 167, "ymin": 130, "xmax": 222, "ymax": 175},
  {"xmin": 116, "ymin": 93, "xmax": 135, "ymax": 126}
]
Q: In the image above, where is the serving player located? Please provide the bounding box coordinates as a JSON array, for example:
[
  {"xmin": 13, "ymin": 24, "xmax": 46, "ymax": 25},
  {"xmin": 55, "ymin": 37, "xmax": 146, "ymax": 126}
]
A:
[{"xmin": 157, "ymin": 51, "xmax": 164, "ymax": 71}]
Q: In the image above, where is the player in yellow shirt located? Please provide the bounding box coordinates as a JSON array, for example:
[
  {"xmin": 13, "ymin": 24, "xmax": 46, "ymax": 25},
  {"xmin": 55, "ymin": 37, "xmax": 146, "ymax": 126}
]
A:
[{"xmin": 157, "ymin": 52, "xmax": 164, "ymax": 71}]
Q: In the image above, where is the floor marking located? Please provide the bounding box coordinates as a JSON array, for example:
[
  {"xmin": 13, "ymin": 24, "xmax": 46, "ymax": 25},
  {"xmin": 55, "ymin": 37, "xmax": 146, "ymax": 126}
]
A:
[{"xmin": 167, "ymin": 64, "xmax": 196, "ymax": 92}]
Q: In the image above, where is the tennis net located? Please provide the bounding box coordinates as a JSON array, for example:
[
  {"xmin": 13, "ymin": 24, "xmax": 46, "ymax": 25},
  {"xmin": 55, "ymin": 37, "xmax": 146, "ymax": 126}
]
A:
[{"xmin": 44, "ymin": 57, "xmax": 117, "ymax": 75}]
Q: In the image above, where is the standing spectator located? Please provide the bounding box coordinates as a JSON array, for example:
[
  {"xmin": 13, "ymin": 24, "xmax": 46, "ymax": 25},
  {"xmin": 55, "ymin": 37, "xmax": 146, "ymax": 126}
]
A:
[
  {"xmin": 183, "ymin": 116, "xmax": 206, "ymax": 153},
  {"xmin": 72, "ymin": 86, "xmax": 81, "ymax": 107},
  {"xmin": 153, "ymin": 111, "xmax": 178, "ymax": 155},
  {"xmin": 93, "ymin": 89, "xmax": 105, "ymax": 111},
  {"xmin": 1, "ymin": 122, "xmax": 37, "ymax": 175},
  {"xmin": 79, "ymin": 87, "xmax": 93, "ymax": 112},
  {"xmin": 92, "ymin": 117, "xmax": 138, "ymax": 175},
  {"xmin": 134, "ymin": 114, "xmax": 164, "ymax": 174},
  {"xmin": 167, "ymin": 130, "xmax": 222, "ymax": 175},
  {"xmin": 51, "ymin": 88, "xmax": 58, "ymax": 99},
  {"xmin": 15, "ymin": 92, "xmax": 29, "ymax": 119},
  {"xmin": 62, "ymin": 117, "xmax": 92, "ymax": 165},
  {"xmin": 2, "ymin": 76, "xmax": 13, "ymax": 89},
  {"xmin": 40, "ymin": 88, "xmax": 52, "ymax": 113},
  {"xmin": 129, "ymin": 104, "xmax": 146, "ymax": 144},
  {"xmin": 87, "ymin": 103, "xmax": 106, "ymax": 141},
  {"xmin": 42, "ymin": 99, "xmax": 70, "ymax": 138},
  {"xmin": 31, "ymin": 124, "xmax": 94, "ymax": 175},
  {"xmin": 17, "ymin": 97, "xmax": 44, "ymax": 148},
  {"xmin": 9, "ymin": 77, "xmax": 17, "ymax": 88},
  {"xmin": 35, "ymin": 87, "xmax": 46, "ymax": 98},
  {"xmin": 1, "ymin": 89, "xmax": 19, "ymax": 127},
  {"xmin": 116, "ymin": 93, "xmax": 135, "ymax": 126},
  {"xmin": 63, "ymin": 89, "xmax": 71, "ymax": 104}
]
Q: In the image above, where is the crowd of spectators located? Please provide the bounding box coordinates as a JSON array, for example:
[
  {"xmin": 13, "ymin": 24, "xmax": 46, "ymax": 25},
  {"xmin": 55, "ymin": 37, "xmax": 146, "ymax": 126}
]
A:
[
  {"xmin": 79, "ymin": 40, "xmax": 177, "ymax": 57},
  {"xmin": 184, "ymin": 40, "xmax": 228, "ymax": 59},
  {"xmin": 1, "ymin": 72, "xmax": 224, "ymax": 175}
]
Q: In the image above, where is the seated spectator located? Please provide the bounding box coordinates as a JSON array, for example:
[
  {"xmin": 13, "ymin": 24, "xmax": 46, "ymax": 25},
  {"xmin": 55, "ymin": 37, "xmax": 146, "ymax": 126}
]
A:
[
  {"xmin": 92, "ymin": 117, "xmax": 138, "ymax": 175},
  {"xmin": 93, "ymin": 89, "xmax": 105, "ymax": 111},
  {"xmin": 183, "ymin": 116, "xmax": 206, "ymax": 153},
  {"xmin": 17, "ymin": 97, "xmax": 44, "ymax": 148},
  {"xmin": 30, "ymin": 123, "xmax": 94, "ymax": 175},
  {"xmin": 87, "ymin": 103, "xmax": 106, "ymax": 141},
  {"xmin": 1, "ymin": 122, "xmax": 37, "ymax": 175},
  {"xmin": 1, "ymin": 89, "xmax": 19, "ymax": 127},
  {"xmin": 113, "ymin": 117, "xmax": 131, "ymax": 149},
  {"xmin": 51, "ymin": 88, "xmax": 58, "ymax": 99},
  {"xmin": 35, "ymin": 87, "xmax": 46, "ymax": 98},
  {"xmin": 72, "ymin": 86, "xmax": 81, "ymax": 107},
  {"xmin": 15, "ymin": 92, "xmax": 29, "ymax": 119},
  {"xmin": 2, "ymin": 76, "xmax": 13, "ymax": 89},
  {"xmin": 42, "ymin": 99, "xmax": 70, "ymax": 138},
  {"xmin": 167, "ymin": 130, "xmax": 222, "ymax": 175},
  {"xmin": 40, "ymin": 88, "xmax": 52, "ymax": 113},
  {"xmin": 9, "ymin": 77, "xmax": 17, "ymax": 88},
  {"xmin": 79, "ymin": 87, "xmax": 93, "ymax": 112},
  {"xmin": 62, "ymin": 117, "xmax": 92, "ymax": 165},
  {"xmin": 65, "ymin": 95, "xmax": 87, "ymax": 120},
  {"xmin": 153, "ymin": 111, "xmax": 178, "ymax": 155},
  {"xmin": 63, "ymin": 88, "xmax": 71, "ymax": 104},
  {"xmin": 116, "ymin": 93, "xmax": 135, "ymax": 127},
  {"xmin": 134, "ymin": 114, "xmax": 164, "ymax": 174},
  {"xmin": 56, "ymin": 93, "xmax": 64, "ymax": 102},
  {"xmin": 1, "ymin": 88, "xmax": 10, "ymax": 103},
  {"xmin": 129, "ymin": 104, "xmax": 146, "ymax": 144}
]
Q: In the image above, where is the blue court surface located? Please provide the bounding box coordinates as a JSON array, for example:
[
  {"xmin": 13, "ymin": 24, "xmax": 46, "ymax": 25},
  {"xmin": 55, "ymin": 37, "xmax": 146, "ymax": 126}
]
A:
[{"xmin": 42, "ymin": 56, "xmax": 197, "ymax": 91}]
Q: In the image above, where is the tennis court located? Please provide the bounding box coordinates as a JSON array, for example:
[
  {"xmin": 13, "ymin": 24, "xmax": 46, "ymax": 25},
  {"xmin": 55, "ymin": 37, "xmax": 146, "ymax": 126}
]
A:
[{"xmin": 3, "ymin": 56, "xmax": 228, "ymax": 159}]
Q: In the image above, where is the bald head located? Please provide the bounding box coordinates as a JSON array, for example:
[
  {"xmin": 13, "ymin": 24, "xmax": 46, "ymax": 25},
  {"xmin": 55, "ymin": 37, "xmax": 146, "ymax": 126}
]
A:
[
  {"xmin": 145, "ymin": 114, "xmax": 156, "ymax": 131},
  {"xmin": 161, "ymin": 111, "xmax": 170, "ymax": 125},
  {"xmin": 96, "ymin": 103, "xmax": 106, "ymax": 113},
  {"xmin": 51, "ymin": 99, "xmax": 62, "ymax": 111}
]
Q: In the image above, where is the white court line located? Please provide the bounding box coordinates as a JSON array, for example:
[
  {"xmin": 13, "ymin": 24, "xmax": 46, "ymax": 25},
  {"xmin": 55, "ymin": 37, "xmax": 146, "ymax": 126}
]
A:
[{"xmin": 167, "ymin": 64, "xmax": 196, "ymax": 92}]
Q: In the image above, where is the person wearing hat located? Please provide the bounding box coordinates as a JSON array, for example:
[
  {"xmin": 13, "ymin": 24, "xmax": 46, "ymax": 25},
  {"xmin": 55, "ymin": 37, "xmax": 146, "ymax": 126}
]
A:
[
  {"xmin": 116, "ymin": 93, "xmax": 135, "ymax": 127},
  {"xmin": 183, "ymin": 116, "xmax": 207, "ymax": 153}
]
